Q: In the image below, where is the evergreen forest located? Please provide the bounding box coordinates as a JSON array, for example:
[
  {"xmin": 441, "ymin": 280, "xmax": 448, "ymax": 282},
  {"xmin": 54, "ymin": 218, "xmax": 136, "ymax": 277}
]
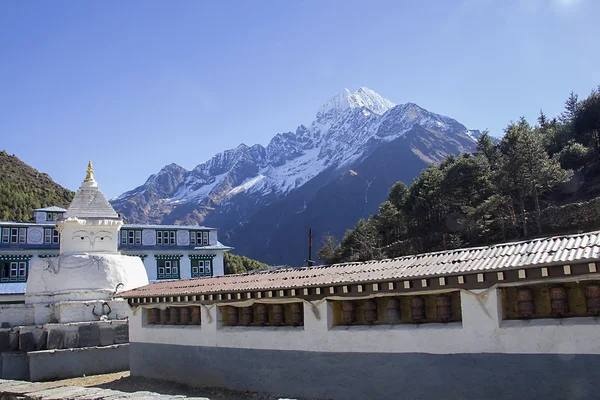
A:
[
  {"xmin": 223, "ymin": 252, "xmax": 272, "ymax": 274},
  {"xmin": 0, "ymin": 151, "xmax": 74, "ymax": 222},
  {"xmin": 319, "ymin": 85, "xmax": 600, "ymax": 264}
]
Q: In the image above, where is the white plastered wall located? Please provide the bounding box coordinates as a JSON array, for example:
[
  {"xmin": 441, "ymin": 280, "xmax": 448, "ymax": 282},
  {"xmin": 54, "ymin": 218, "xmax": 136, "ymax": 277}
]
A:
[{"xmin": 130, "ymin": 289, "xmax": 600, "ymax": 355}]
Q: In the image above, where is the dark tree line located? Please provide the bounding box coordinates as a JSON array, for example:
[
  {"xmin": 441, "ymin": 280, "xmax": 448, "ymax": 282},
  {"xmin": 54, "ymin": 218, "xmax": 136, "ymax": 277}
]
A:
[
  {"xmin": 0, "ymin": 151, "xmax": 74, "ymax": 222},
  {"xmin": 319, "ymin": 85, "xmax": 600, "ymax": 264}
]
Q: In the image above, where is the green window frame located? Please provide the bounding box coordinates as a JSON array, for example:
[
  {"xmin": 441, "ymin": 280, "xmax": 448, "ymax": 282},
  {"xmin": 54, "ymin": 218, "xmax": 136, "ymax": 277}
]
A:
[
  {"xmin": 155, "ymin": 255, "xmax": 182, "ymax": 280},
  {"xmin": 0, "ymin": 256, "xmax": 31, "ymax": 282}
]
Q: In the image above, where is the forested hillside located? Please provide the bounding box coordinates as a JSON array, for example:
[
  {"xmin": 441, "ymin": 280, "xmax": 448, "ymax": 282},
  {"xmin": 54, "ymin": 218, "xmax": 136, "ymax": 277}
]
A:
[
  {"xmin": 320, "ymin": 85, "xmax": 600, "ymax": 264},
  {"xmin": 0, "ymin": 151, "xmax": 74, "ymax": 221},
  {"xmin": 223, "ymin": 252, "xmax": 272, "ymax": 274}
]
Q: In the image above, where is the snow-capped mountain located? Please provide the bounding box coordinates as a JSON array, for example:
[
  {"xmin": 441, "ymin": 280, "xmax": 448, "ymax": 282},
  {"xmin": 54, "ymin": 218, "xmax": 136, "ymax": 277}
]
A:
[{"xmin": 112, "ymin": 87, "xmax": 477, "ymax": 265}]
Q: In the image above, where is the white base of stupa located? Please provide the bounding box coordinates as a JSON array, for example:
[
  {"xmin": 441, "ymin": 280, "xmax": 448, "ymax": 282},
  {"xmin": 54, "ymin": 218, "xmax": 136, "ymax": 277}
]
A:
[{"xmin": 26, "ymin": 253, "xmax": 149, "ymax": 304}]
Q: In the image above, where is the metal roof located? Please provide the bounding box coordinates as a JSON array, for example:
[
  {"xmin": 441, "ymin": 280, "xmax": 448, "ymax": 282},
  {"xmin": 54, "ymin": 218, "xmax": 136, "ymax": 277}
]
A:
[
  {"xmin": 32, "ymin": 206, "xmax": 67, "ymax": 212},
  {"xmin": 119, "ymin": 231, "xmax": 600, "ymax": 297},
  {"xmin": 119, "ymin": 230, "xmax": 600, "ymax": 298},
  {"xmin": 124, "ymin": 224, "xmax": 216, "ymax": 230}
]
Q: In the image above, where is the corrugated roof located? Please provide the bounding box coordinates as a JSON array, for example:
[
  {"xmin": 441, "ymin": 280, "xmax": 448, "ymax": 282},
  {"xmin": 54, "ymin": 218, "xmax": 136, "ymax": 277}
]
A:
[
  {"xmin": 124, "ymin": 224, "xmax": 216, "ymax": 230},
  {"xmin": 119, "ymin": 230, "xmax": 600, "ymax": 298},
  {"xmin": 33, "ymin": 206, "xmax": 67, "ymax": 212}
]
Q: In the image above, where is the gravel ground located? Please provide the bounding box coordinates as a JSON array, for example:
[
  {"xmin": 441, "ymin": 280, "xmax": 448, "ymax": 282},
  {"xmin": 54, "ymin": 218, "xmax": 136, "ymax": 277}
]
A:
[{"xmin": 54, "ymin": 371, "xmax": 318, "ymax": 400}]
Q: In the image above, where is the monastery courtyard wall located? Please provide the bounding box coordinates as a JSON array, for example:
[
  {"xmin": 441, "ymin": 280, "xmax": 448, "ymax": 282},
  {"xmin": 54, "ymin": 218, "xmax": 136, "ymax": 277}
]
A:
[{"xmin": 128, "ymin": 288, "xmax": 600, "ymax": 400}]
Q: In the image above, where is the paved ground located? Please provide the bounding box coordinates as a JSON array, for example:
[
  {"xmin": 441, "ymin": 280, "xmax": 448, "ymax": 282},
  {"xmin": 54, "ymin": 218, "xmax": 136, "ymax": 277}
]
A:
[{"xmin": 0, "ymin": 372, "xmax": 314, "ymax": 400}]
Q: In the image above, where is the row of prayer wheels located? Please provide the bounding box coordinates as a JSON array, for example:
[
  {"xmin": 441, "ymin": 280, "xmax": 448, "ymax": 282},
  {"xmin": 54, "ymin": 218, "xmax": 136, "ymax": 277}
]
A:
[
  {"xmin": 224, "ymin": 303, "xmax": 303, "ymax": 326},
  {"xmin": 147, "ymin": 306, "xmax": 201, "ymax": 325},
  {"xmin": 340, "ymin": 295, "xmax": 454, "ymax": 325},
  {"xmin": 517, "ymin": 284, "xmax": 600, "ymax": 318}
]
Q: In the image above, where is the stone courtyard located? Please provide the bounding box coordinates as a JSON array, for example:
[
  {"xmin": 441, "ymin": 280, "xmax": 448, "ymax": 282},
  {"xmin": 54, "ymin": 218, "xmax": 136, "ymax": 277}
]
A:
[{"xmin": 0, "ymin": 372, "xmax": 313, "ymax": 400}]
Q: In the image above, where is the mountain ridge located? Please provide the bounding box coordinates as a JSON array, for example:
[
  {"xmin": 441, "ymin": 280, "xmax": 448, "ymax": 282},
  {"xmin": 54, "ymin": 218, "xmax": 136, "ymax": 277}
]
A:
[{"xmin": 111, "ymin": 88, "xmax": 479, "ymax": 264}]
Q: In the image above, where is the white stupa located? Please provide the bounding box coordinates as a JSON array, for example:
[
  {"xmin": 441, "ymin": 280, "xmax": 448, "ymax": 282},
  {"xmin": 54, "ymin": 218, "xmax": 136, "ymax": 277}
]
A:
[{"xmin": 25, "ymin": 162, "xmax": 149, "ymax": 323}]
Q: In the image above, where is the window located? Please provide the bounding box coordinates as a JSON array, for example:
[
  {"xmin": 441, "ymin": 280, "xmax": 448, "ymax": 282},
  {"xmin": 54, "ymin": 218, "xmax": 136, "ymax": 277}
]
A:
[
  {"xmin": 0, "ymin": 260, "xmax": 28, "ymax": 282},
  {"xmin": 191, "ymin": 259, "xmax": 212, "ymax": 278},
  {"xmin": 18, "ymin": 228, "xmax": 26, "ymax": 243},
  {"xmin": 1, "ymin": 227, "xmax": 31, "ymax": 244},
  {"xmin": 190, "ymin": 231, "xmax": 209, "ymax": 246},
  {"xmin": 44, "ymin": 229, "xmax": 52, "ymax": 244},
  {"xmin": 157, "ymin": 230, "xmax": 176, "ymax": 245},
  {"xmin": 53, "ymin": 229, "xmax": 60, "ymax": 244},
  {"xmin": 157, "ymin": 259, "xmax": 180, "ymax": 279},
  {"xmin": 121, "ymin": 230, "xmax": 142, "ymax": 245}
]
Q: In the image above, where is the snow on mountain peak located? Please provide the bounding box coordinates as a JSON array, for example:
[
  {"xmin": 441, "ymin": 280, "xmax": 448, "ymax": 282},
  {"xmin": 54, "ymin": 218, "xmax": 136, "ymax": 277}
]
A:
[{"xmin": 317, "ymin": 87, "xmax": 395, "ymax": 119}]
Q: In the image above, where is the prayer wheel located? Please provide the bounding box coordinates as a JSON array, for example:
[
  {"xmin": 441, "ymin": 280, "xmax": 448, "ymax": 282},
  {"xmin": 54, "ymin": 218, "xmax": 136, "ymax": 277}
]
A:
[
  {"xmin": 290, "ymin": 303, "xmax": 303, "ymax": 326},
  {"xmin": 150, "ymin": 308, "xmax": 160, "ymax": 325},
  {"xmin": 517, "ymin": 288, "xmax": 535, "ymax": 318},
  {"xmin": 550, "ymin": 286, "xmax": 569, "ymax": 317},
  {"xmin": 179, "ymin": 307, "xmax": 190, "ymax": 325},
  {"xmin": 160, "ymin": 308, "xmax": 169, "ymax": 324},
  {"xmin": 341, "ymin": 301, "xmax": 356, "ymax": 325},
  {"xmin": 272, "ymin": 304, "xmax": 284, "ymax": 326},
  {"xmin": 585, "ymin": 284, "xmax": 600, "ymax": 315},
  {"xmin": 227, "ymin": 306, "xmax": 239, "ymax": 326},
  {"xmin": 386, "ymin": 298, "xmax": 401, "ymax": 324},
  {"xmin": 363, "ymin": 300, "xmax": 378, "ymax": 324},
  {"xmin": 410, "ymin": 297, "xmax": 426, "ymax": 323},
  {"xmin": 169, "ymin": 307, "xmax": 180, "ymax": 324},
  {"xmin": 241, "ymin": 306, "xmax": 254, "ymax": 326},
  {"xmin": 191, "ymin": 306, "xmax": 201, "ymax": 325},
  {"xmin": 436, "ymin": 295, "xmax": 452, "ymax": 322},
  {"xmin": 256, "ymin": 304, "xmax": 268, "ymax": 325}
]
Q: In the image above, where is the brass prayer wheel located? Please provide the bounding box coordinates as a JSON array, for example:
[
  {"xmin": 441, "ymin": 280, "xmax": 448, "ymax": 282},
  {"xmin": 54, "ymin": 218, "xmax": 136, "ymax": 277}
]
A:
[
  {"xmin": 227, "ymin": 306, "xmax": 239, "ymax": 326},
  {"xmin": 363, "ymin": 300, "xmax": 378, "ymax": 324},
  {"xmin": 436, "ymin": 295, "xmax": 452, "ymax": 322},
  {"xmin": 150, "ymin": 308, "xmax": 160, "ymax": 325},
  {"xmin": 272, "ymin": 304, "xmax": 284, "ymax": 326},
  {"xmin": 241, "ymin": 306, "xmax": 254, "ymax": 326},
  {"xmin": 517, "ymin": 288, "xmax": 535, "ymax": 318},
  {"xmin": 169, "ymin": 307, "xmax": 180, "ymax": 324},
  {"xmin": 256, "ymin": 304, "xmax": 268, "ymax": 325},
  {"xmin": 410, "ymin": 297, "xmax": 426, "ymax": 323},
  {"xmin": 585, "ymin": 284, "xmax": 600, "ymax": 315},
  {"xmin": 160, "ymin": 308, "xmax": 169, "ymax": 324},
  {"xmin": 290, "ymin": 303, "xmax": 303, "ymax": 326},
  {"xmin": 191, "ymin": 306, "xmax": 201, "ymax": 325},
  {"xmin": 341, "ymin": 301, "xmax": 356, "ymax": 325},
  {"xmin": 386, "ymin": 298, "xmax": 401, "ymax": 324},
  {"xmin": 549, "ymin": 286, "xmax": 569, "ymax": 317}
]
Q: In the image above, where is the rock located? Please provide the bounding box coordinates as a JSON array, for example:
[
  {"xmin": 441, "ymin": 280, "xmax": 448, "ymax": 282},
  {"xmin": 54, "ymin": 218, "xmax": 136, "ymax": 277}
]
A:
[
  {"xmin": 99, "ymin": 327, "xmax": 115, "ymax": 346},
  {"xmin": 64, "ymin": 330, "xmax": 79, "ymax": 348},
  {"xmin": 35, "ymin": 330, "xmax": 48, "ymax": 350},
  {"xmin": 19, "ymin": 331, "xmax": 36, "ymax": 352},
  {"xmin": 114, "ymin": 324, "xmax": 129, "ymax": 344},
  {"xmin": 47, "ymin": 330, "xmax": 65, "ymax": 350},
  {"xmin": 78, "ymin": 324, "xmax": 101, "ymax": 347},
  {"xmin": 0, "ymin": 330, "xmax": 9, "ymax": 352}
]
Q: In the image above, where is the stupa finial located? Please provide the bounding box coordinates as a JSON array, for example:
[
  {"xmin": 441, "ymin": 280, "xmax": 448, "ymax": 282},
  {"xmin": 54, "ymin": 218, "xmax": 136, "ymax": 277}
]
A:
[{"xmin": 84, "ymin": 160, "xmax": 95, "ymax": 182}]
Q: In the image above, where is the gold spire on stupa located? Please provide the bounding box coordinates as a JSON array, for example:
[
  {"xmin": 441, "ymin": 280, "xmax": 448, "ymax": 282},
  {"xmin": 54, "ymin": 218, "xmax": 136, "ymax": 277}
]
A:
[{"xmin": 84, "ymin": 160, "xmax": 95, "ymax": 182}]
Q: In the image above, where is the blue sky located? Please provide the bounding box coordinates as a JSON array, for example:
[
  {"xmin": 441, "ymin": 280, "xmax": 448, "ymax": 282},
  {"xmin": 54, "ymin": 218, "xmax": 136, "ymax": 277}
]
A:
[{"xmin": 1, "ymin": 0, "xmax": 599, "ymax": 199}]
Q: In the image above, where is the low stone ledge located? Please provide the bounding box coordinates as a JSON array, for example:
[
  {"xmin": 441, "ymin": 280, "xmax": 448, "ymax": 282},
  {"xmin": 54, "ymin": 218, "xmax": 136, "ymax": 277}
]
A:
[{"xmin": 27, "ymin": 344, "xmax": 129, "ymax": 382}]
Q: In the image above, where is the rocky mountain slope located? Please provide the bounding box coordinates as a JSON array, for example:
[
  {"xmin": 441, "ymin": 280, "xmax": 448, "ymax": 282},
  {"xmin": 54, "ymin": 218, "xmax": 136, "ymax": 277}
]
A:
[{"xmin": 111, "ymin": 88, "xmax": 478, "ymax": 265}]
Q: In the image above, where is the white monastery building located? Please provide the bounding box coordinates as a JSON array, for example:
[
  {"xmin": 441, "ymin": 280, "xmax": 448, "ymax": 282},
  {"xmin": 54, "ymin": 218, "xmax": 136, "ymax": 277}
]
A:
[{"xmin": 0, "ymin": 162, "xmax": 231, "ymax": 304}]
